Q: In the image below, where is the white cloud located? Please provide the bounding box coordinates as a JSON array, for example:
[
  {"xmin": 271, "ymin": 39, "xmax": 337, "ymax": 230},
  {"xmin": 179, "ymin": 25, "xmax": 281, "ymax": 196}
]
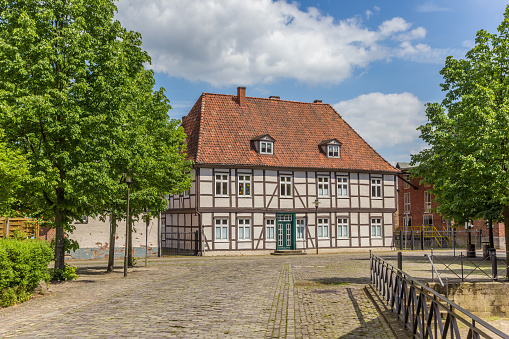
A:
[
  {"xmin": 115, "ymin": 0, "xmax": 447, "ymax": 86},
  {"xmin": 334, "ymin": 92, "xmax": 426, "ymax": 150},
  {"xmin": 417, "ymin": 2, "xmax": 450, "ymax": 13}
]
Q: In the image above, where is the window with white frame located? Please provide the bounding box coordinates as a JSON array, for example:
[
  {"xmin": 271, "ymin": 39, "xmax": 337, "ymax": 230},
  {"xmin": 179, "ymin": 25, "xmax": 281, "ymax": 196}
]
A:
[
  {"xmin": 266, "ymin": 219, "xmax": 275, "ymax": 240},
  {"xmin": 423, "ymin": 215, "xmax": 433, "ymax": 226},
  {"xmin": 183, "ymin": 189, "xmax": 190, "ymax": 198},
  {"xmin": 403, "ymin": 174, "xmax": 410, "ymax": 189},
  {"xmin": 327, "ymin": 145, "xmax": 340, "ymax": 158},
  {"xmin": 337, "ymin": 218, "xmax": 348, "ymax": 238},
  {"xmin": 404, "ymin": 192, "xmax": 410, "ymax": 212},
  {"xmin": 215, "ymin": 173, "xmax": 229, "ymax": 196},
  {"xmin": 317, "ymin": 218, "xmax": 329, "ymax": 238},
  {"xmin": 371, "ymin": 218, "xmax": 382, "ymax": 238},
  {"xmin": 296, "ymin": 219, "xmax": 305, "ymax": 239},
  {"xmin": 280, "ymin": 176, "xmax": 292, "ymax": 197},
  {"xmin": 260, "ymin": 141, "xmax": 273, "ymax": 154},
  {"xmin": 215, "ymin": 219, "xmax": 228, "ymax": 240},
  {"xmin": 371, "ymin": 178, "xmax": 382, "ymax": 198},
  {"xmin": 317, "ymin": 176, "xmax": 330, "ymax": 197},
  {"xmin": 337, "ymin": 176, "xmax": 348, "ymax": 197},
  {"xmin": 238, "ymin": 175, "xmax": 251, "ymax": 197},
  {"xmin": 238, "ymin": 219, "xmax": 251, "ymax": 240},
  {"xmin": 424, "ymin": 191, "xmax": 432, "ymax": 212}
]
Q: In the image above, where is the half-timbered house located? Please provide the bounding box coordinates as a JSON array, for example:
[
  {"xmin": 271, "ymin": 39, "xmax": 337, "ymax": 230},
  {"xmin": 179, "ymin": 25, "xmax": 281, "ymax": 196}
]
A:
[{"xmin": 162, "ymin": 87, "xmax": 399, "ymax": 255}]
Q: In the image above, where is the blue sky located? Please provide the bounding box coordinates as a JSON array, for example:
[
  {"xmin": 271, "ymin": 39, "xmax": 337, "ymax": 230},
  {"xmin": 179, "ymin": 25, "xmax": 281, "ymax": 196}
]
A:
[{"xmin": 115, "ymin": 0, "xmax": 508, "ymax": 165}]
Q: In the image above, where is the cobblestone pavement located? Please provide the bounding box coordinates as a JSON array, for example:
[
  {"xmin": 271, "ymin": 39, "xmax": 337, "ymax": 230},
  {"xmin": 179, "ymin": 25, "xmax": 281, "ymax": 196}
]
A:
[{"xmin": 0, "ymin": 252, "xmax": 400, "ymax": 338}]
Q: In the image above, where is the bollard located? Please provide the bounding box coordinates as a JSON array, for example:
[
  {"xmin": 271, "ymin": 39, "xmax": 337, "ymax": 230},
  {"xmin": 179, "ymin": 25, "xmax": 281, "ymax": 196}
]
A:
[
  {"xmin": 399, "ymin": 230, "xmax": 403, "ymax": 250},
  {"xmin": 177, "ymin": 230, "xmax": 180, "ymax": 255},
  {"xmin": 397, "ymin": 251, "xmax": 402, "ymax": 270},
  {"xmin": 421, "ymin": 230, "xmax": 425, "ymax": 250},
  {"xmin": 491, "ymin": 250, "xmax": 498, "ymax": 281}
]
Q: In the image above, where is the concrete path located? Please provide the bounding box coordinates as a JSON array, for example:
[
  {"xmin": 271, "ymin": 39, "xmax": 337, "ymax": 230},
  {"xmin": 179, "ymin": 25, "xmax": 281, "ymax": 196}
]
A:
[{"xmin": 0, "ymin": 253, "xmax": 399, "ymax": 338}]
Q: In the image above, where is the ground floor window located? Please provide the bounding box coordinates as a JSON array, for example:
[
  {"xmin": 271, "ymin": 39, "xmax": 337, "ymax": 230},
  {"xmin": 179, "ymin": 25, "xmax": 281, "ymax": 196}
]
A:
[
  {"xmin": 215, "ymin": 219, "xmax": 228, "ymax": 240},
  {"xmin": 238, "ymin": 219, "xmax": 251, "ymax": 240},
  {"xmin": 266, "ymin": 219, "xmax": 275, "ymax": 240},
  {"xmin": 318, "ymin": 218, "xmax": 329, "ymax": 238},
  {"xmin": 371, "ymin": 218, "xmax": 382, "ymax": 238},
  {"xmin": 296, "ymin": 219, "xmax": 305, "ymax": 239},
  {"xmin": 337, "ymin": 218, "xmax": 348, "ymax": 238}
]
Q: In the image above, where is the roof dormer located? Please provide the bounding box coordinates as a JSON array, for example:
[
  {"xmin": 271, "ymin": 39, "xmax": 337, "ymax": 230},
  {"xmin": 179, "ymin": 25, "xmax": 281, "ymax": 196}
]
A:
[
  {"xmin": 251, "ymin": 134, "xmax": 275, "ymax": 155},
  {"xmin": 319, "ymin": 139, "xmax": 342, "ymax": 158}
]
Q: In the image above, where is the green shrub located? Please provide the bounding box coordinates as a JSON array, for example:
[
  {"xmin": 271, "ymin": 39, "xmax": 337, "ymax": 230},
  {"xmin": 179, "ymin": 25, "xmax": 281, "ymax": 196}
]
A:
[
  {"xmin": 0, "ymin": 238, "xmax": 53, "ymax": 307},
  {"xmin": 50, "ymin": 264, "xmax": 78, "ymax": 281}
]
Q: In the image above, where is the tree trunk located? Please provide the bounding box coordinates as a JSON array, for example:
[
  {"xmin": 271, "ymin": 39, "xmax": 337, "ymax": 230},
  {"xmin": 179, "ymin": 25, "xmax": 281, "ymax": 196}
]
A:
[
  {"xmin": 107, "ymin": 214, "xmax": 117, "ymax": 272},
  {"xmin": 504, "ymin": 204, "xmax": 509, "ymax": 279},
  {"xmin": 488, "ymin": 218, "xmax": 494, "ymax": 249},
  {"xmin": 54, "ymin": 188, "xmax": 66, "ymax": 271},
  {"xmin": 128, "ymin": 215, "xmax": 133, "ymax": 267}
]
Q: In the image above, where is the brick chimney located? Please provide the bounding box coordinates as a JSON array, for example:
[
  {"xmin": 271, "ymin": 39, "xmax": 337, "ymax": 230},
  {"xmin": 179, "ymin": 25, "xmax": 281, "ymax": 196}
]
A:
[
  {"xmin": 314, "ymin": 100, "xmax": 322, "ymax": 103},
  {"xmin": 237, "ymin": 86, "xmax": 246, "ymax": 107},
  {"xmin": 269, "ymin": 96, "xmax": 280, "ymax": 100}
]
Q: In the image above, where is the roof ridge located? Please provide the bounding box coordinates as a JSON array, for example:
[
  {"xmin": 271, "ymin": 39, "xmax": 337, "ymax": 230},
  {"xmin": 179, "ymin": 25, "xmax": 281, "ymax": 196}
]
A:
[{"xmin": 201, "ymin": 92, "xmax": 329, "ymax": 105}]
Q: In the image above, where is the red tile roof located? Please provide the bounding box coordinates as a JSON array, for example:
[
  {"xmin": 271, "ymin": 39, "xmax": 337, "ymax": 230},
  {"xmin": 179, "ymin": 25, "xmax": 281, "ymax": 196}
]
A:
[{"xmin": 183, "ymin": 90, "xmax": 398, "ymax": 173}]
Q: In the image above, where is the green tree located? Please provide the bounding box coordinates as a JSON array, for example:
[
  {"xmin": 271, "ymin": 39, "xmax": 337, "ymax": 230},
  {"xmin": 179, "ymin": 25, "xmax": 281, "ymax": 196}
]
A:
[
  {"xmin": 0, "ymin": 0, "xmax": 192, "ymax": 272},
  {"xmin": 0, "ymin": 129, "xmax": 29, "ymax": 215},
  {"xmin": 411, "ymin": 5, "xmax": 509, "ymax": 277}
]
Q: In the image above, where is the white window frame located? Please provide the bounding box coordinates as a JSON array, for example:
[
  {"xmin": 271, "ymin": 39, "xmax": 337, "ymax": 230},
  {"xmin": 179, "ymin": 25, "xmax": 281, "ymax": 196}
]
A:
[
  {"xmin": 337, "ymin": 218, "xmax": 349, "ymax": 238},
  {"xmin": 215, "ymin": 219, "xmax": 229, "ymax": 241},
  {"xmin": 266, "ymin": 219, "xmax": 275, "ymax": 240},
  {"xmin": 424, "ymin": 215, "xmax": 433, "ymax": 226},
  {"xmin": 327, "ymin": 145, "xmax": 340, "ymax": 158},
  {"xmin": 317, "ymin": 176, "xmax": 330, "ymax": 197},
  {"xmin": 371, "ymin": 178, "xmax": 382, "ymax": 199},
  {"xmin": 404, "ymin": 192, "xmax": 410, "ymax": 212},
  {"xmin": 371, "ymin": 218, "xmax": 382, "ymax": 238},
  {"xmin": 317, "ymin": 218, "xmax": 329, "ymax": 238},
  {"xmin": 403, "ymin": 173, "xmax": 410, "ymax": 189},
  {"xmin": 183, "ymin": 189, "xmax": 190, "ymax": 198},
  {"xmin": 280, "ymin": 176, "xmax": 293, "ymax": 198},
  {"xmin": 238, "ymin": 174, "xmax": 251, "ymax": 197},
  {"xmin": 260, "ymin": 141, "xmax": 273, "ymax": 154},
  {"xmin": 424, "ymin": 191, "xmax": 432, "ymax": 212},
  {"xmin": 215, "ymin": 173, "xmax": 229, "ymax": 197},
  {"xmin": 296, "ymin": 219, "xmax": 306, "ymax": 240},
  {"xmin": 238, "ymin": 219, "xmax": 251, "ymax": 240},
  {"xmin": 337, "ymin": 176, "xmax": 348, "ymax": 197}
]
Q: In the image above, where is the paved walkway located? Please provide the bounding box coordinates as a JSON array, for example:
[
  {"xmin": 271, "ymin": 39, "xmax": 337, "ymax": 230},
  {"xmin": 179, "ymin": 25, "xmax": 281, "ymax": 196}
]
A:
[{"xmin": 0, "ymin": 253, "xmax": 400, "ymax": 338}]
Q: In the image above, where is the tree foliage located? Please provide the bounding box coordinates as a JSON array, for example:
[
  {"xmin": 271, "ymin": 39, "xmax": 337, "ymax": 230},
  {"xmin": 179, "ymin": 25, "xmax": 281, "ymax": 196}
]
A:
[
  {"xmin": 411, "ymin": 5, "xmax": 509, "ymax": 273},
  {"xmin": 0, "ymin": 0, "xmax": 192, "ymax": 270}
]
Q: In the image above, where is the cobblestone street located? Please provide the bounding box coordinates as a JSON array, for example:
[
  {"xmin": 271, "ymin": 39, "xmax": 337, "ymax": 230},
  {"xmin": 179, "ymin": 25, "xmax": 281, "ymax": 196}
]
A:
[{"xmin": 0, "ymin": 253, "xmax": 399, "ymax": 338}]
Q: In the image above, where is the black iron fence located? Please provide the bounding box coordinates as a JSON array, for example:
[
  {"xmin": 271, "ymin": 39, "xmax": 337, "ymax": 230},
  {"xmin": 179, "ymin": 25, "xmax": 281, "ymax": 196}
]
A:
[
  {"xmin": 394, "ymin": 229, "xmax": 485, "ymax": 251},
  {"xmin": 370, "ymin": 252, "xmax": 509, "ymax": 338},
  {"xmin": 161, "ymin": 230, "xmax": 199, "ymax": 256}
]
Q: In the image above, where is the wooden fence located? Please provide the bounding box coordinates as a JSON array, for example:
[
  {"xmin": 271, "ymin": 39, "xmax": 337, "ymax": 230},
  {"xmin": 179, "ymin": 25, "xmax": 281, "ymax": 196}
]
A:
[{"xmin": 0, "ymin": 218, "xmax": 40, "ymax": 239}]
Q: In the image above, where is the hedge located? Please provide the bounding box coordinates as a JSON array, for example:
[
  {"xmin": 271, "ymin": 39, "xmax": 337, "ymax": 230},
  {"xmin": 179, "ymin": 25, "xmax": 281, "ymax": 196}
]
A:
[{"xmin": 0, "ymin": 238, "xmax": 53, "ymax": 307}]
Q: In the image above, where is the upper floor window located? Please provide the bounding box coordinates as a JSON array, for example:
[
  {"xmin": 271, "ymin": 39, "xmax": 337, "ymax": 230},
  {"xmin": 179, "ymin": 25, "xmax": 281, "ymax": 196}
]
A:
[
  {"xmin": 260, "ymin": 141, "xmax": 273, "ymax": 154},
  {"xmin": 296, "ymin": 219, "xmax": 306, "ymax": 239},
  {"xmin": 424, "ymin": 191, "xmax": 432, "ymax": 212},
  {"xmin": 337, "ymin": 176, "xmax": 348, "ymax": 197},
  {"xmin": 238, "ymin": 175, "xmax": 251, "ymax": 197},
  {"xmin": 371, "ymin": 178, "xmax": 382, "ymax": 198},
  {"xmin": 183, "ymin": 189, "xmax": 190, "ymax": 198},
  {"xmin": 215, "ymin": 173, "xmax": 229, "ymax": 197},
  {"xmin": 328, "ymin": 145, "xmax": 340, "ymax": 158},
  {"xmin": 404, "ymin": 192, "xmax": 410, "ymax": 212},
  {"xmin": 317, "ymin": 176, "xmax": 330, "ymax": 197},
  {"xmin": 280, "ymin": 176, "xmax": 292, "ymax": 198},
  {"xmin": 403, "ymin": 173, "xmax": 410, "ymax": 189},
  {"xmin": 371, "ymin": 218, "xmax": 382, "ymax": 238}
]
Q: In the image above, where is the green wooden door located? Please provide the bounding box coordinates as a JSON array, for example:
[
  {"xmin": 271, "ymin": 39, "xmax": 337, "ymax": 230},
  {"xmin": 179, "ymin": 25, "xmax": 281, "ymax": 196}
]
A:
[{"xmin": 277, "ymin": 213, "xmax": 295, "ymax": 250}]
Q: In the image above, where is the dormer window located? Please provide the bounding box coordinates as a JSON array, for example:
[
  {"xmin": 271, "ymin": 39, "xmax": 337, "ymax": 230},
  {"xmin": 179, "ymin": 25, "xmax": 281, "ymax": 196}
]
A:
[
  {"xmin": 319, "ymin": 139, "xmax": 342, "ymax": 158},
  {"xmin": 251, "ymin": 134, "xmax": 275, "ymax": 155},
  {"xmin": 260, "ymin": 141, "xmax": 273, "ymax": 154},
  {"xmin": 328, "ymin": 145, "xmax": 340, "ymax": 158}
]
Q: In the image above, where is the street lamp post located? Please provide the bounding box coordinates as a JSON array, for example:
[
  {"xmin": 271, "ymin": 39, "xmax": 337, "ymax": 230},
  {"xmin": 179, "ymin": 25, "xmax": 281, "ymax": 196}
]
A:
[
  {"xmin": 314, "ymin": 199, "xmax": 319, "ymax": 255},
  {"xmin": 123, "ymin": 174, "xmax": 132, "ymax": 277}
]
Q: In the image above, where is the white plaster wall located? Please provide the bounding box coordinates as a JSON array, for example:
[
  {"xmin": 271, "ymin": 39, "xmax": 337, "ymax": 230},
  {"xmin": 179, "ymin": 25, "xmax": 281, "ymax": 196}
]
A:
[
  {"xmin": 371, "ymin": 239, "xmax": 383, "ymax": 247},
  {"xmin": 371, "ymin": 199, "xmax": 383, "ymax": 209},
  {"xmin": 337, "ymin": 198, "xmax": 350, "ymax": 208},
  {"xmin": 200, "ymin": 181, "xmax": 213, "ymax": 195},
  {"xmin": 237, "ymin": 242, "xmax": 251, "ymax": 250},
  {"xmin": 360, "ymin": 238, "xmax": 370, "ymax": 246},
  {"xmin": 238, "ymin": 198, "xmax": 252, "ymax": 208},
  {"xmin": 280, "ymin": 199, "xmax": 293, "ymax": 209},
  {"xmin": 214, "ymin": 242, "xmax": 229, "ymax": 250},
  {"xmin": 359, "ymin": 225, "xmax": 370, "ymax": 237},
  {"xmin": 200, "ymin": 195, "xmax": 213, "ymax": 208},
  {"xmin": 360, "ymin": 197, "xmax": 370, "ymax": 208},
  {"xmin": 336, "ymin": 239, "xmax": 349, "ymax": 247},
  {"xmin": 215, "ymin": 198, "xmax": 230, "ymax": 207}
]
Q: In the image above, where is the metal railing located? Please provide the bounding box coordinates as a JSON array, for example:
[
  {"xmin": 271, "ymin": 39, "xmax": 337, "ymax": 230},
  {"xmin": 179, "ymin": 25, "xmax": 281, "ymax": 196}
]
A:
[{"xmin": 370, "ymin": 252, "xmax": 508, "ymax": 338}]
